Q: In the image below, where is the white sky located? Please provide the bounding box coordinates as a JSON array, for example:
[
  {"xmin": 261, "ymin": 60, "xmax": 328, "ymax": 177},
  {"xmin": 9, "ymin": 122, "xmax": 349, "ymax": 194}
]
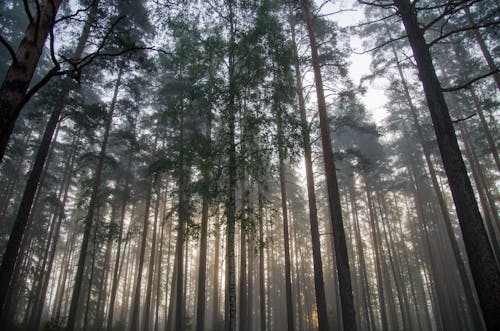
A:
[{"xmin": 322, "ymin": 0, "xmax": 389, "ymax": 125}]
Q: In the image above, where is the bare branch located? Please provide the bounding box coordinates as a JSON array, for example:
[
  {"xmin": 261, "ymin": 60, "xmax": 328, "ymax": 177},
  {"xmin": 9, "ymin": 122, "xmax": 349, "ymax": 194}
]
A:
[
  {"xmin": 350, "ymin": 12, "xmax": 399, "ymax": 29},
  {"xmin": 318, "ymin": 8, "xmax": 357, "ymax": 18},
  {"xmin": 428, "ymin": 20, "xmax": 500, "ymax": 47},
  {"xmin": 452, "ymin": 112, "xmax": 476, "ymax": 123},
  {"xmin": 357, "ymin": 0, "xmax": 396, "ymax": 9},
  {"xmin": 0, "ymin": 34, "xmax": 17, "ymax": 64},
  {"xmin": 422, "ymin": 0, "xmax": 483, "ymax": 31},
  {"xmin": 442, "ymin": 68, "xmax": 500, "ymax": 92},
  {"xmin": 353, "ymin": 34, "xmax": 407, "ymax": 54},
  {"xmin": 55, "ymin": 0, "xmax": 99, "ymax": 24},
  {"xmin": 23, "ymin": 0, "xmax": 34, "ymax": 24}
]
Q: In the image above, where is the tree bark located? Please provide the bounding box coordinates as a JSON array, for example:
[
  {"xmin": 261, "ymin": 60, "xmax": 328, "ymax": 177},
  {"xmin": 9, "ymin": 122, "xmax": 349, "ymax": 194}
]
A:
[
  {"xmin": 393, "ymin": 1, "xmax": 500, "ymax": 329},
  {"xmin": 0, "ymin": 0, "xmax": 63, "ymax": 162},
  {"xmin": 301, "ymin": 1, "xmax": 357, "ymax": 330}
]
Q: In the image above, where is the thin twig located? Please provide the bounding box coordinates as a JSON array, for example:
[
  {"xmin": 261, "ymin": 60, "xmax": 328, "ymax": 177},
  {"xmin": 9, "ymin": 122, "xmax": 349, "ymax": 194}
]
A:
[
  {"xmin": 55, "ymin": 0, "xmax": 99, "ymax": 24},
  {"xmin": 452, "ymin": 112, "xmax": 476, "ymax": 123},
  {"xmin": 442, "ymin": 68, "xmax": 499, "ymax": 91}
]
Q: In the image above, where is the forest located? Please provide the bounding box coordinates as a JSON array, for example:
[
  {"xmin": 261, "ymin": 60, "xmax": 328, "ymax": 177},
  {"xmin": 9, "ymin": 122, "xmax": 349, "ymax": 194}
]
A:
[{"xmin": 0, "ymin": 0, "xmax": 498, "ymax": 330}]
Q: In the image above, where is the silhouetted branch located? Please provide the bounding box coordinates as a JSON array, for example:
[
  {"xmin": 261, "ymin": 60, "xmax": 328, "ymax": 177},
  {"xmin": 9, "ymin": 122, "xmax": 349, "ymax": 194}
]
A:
[
  {"xmin": 23, "ymin": 0, "xmax": 34, "ymax": 24},
  {"xmin": 452, "ymin": 112, "xmax": 476, "ymax": 123},
  {"xmin": 0, "ymin": 34, "xmax": 17, "ymax": 64},
  {"xmin": 442, "ymin": 68, "xmax": 499, "ymax": 91},
  {"xmin": 55, "ymin": 0, "xmax": 99, "ymax": 24},
  {"xmin": 353, "ymin": 34, "xmax": 407, "ymax": 54},
  {"xmin": 429, "ymin": 20, "xmax": 500, "ymax": 47}
]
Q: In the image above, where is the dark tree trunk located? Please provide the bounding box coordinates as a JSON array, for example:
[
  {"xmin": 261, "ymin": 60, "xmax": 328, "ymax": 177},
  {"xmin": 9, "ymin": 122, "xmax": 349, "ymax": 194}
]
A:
[
  {"xmin": 143, "ymin": 176, "xmax": 161, "ymax": 331},
  {"xmin": 212, "ymin": 214, "xmax": 221, "ymax": 330},
  {"xmin": 276, "ymin": 106, "xmax": 294, "ymax": 331},
  {"xmin": 0, "ymin": 0, "xmax": 63, "ymax": 162},
  {"xmin": 366, "ymin": 185, "xmax": 389, "ymax": 331},
  {"xmin": 66, "ymin": 67, "xmax": 122, "ymax": 331},
  {"xmin": 258, "ymin": 187, "xmax": 266, "ymax": 331},
  {"xmin": 225, "ymin": 3, "xmax": 237, "ymax": 329},
  {"xmin": 195, "ymin": 122, "xmax": 211, "ymax": 331},
  {"xmin": 301, "ymin": 1, "xmax": 357, "ymax": 330},
  {"xmin": 289, "ymin": 15, "xmax": 329, "ymax": 331},
  {"xmin": 29, "ymin": 132, "xmax": 78, "ymax": 331},
  {"xmin": 393, "ymin": 1, "xmax": 500, "ymax": 329}
]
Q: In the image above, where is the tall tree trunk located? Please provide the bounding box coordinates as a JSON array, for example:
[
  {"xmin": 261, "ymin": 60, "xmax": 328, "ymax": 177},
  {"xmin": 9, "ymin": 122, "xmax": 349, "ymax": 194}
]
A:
[
  {"xmin": 463, "ymin": 7, "xmax": 500, "ymax": 90},
  {"xmin": 393, "ymin": 1, "xmax": 500, "ymax": 329},
  {"xmin": 106, "ymin": 123, "xmax": 136, "ymax": 331},
  {"xmin": 276, "ymin": 106, "xmax": 294, "ymax": 331},
  {"xmin": 289, "ymin": 15, "xmax": 329, "ymax": 331},
  {"xmin": 365, "ymin": 185, "xmax": 389, "ymax": 331},
  {"xmin": 129, "ymin": 176, "xmax": 154, "ymax": 330},
  {"xmin": 66, "ymin": 67, "xmax": 122, "ymax": 331},
  {"xmin": 349, "ymin": 178, "xmax": 376, "ymax": 331},
  {"xmin": 141, "ymin": 174, "xmax": 161, "ymax": 331},
  {"xmin": 212, "ymin": 214, "xmax": 221, "ymax": 330},
  {"xmin": 258, "ymin": 187, "xmax": 266, "ymax": 331},
  {"xmin": 29, "ymin": 132, "xmax": 79, "ymax": 331},
  {"xmin": 301, "ymin": 1, "xmax": 357, "ymax": 330},
  {"xmin": 395, "ymin": 46, "xmax": 486, "ymax": 330},
  {"xmin": 0, "ymin": 0, "xmax": 63, "ymax": 162},
  {"xmin": 196, "ymin": 119, "xmax": 212, "ymax": 331},
  {"xmin": 452, "ymin": 44, "xmax": 500, "ymax": 171},
  {"xmin": 225, "ymin": 3, "xmax": 237, "ymax": 329},
  {"xmin": 169, "ymin": 112, "xmax": 190, "ymax": 331},
  {"xmin": 247, "ymin": 227, "xmax": 254, "ymax": 331}
]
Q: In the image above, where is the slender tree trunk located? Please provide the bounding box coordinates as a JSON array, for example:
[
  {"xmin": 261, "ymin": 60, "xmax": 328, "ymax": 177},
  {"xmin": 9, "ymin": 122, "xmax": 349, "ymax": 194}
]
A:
[
  {"xmin": 29, "ymin": 132, "xmax": 79, "ymax": 331},
  {"xmin": 275, "ymin": 107, "xmax": 294, "ymax": 331},
  {"xmin": 452, "ymin": 44, "xmax": 500, "ymax": 171},
  {"xmin": 463, "ymin": 7, "xmax": 500, "ymax": 90},
  {"xmin": 225, "ymin": 3, "xmax": 237, "ymax": 329},
  {"xmin": 0, "ymin": 0, "xmax": 63, "ymax": 162},
  {"xmin": 142, "ymin": 175, "xmax": 161, "ymax": 331},
  {"xmin": 212, "ymin": 215, "xmax": 221, "ymax": 330},
  {"xmin": 257, "ymin": 187, "xmax": 266, "ymax": 331},
  {"xmin": 289, "ymin": 15, "xmax": 329, "ymax": 331},
  {"xmin": 106, "ymin": 147, "xmax": 136, "ymax": 331},
  {"xmin": 365, "ymin": 185, "xmax": 389, "ymax": 331},
  {"xmin": 66, "ymin": 67, "xmax": 122, "ymax": 331},
  {"xmin": 393, "ymin": 1, "xmax": 500, "ymax": 329},
  {"xmin": 301, "ymin": 1, "xmax": 357, "ymax": 330},
  {"xmin": 196, "ymin": 119, "xmax": 212, "ymax": 331},
  {"xmin": 195, "ymin": 176, "xmax": 210, "ymax": 331},
  {"xmin": 349, "ymin": 178, "xmax": 375, "ymax": 331}
]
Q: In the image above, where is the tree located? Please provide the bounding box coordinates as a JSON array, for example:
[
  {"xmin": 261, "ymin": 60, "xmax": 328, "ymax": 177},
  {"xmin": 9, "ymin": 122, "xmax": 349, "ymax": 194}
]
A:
[
  {"xmin": 391, "ymin": 1, "xmax": 500, "ymax": 329},
  {"xmin": 301, "ymin": 1, "xmax": 358, "ymax": 330},
  {"xmin": 0, "ymin": 0, "xmax": 63, "ymax": 162}
]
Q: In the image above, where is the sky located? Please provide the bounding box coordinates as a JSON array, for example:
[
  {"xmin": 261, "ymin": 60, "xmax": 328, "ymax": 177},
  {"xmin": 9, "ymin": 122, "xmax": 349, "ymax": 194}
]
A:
[{"xmin": 323, "ymin": 0, "xmax": 390, "ymax": 125}]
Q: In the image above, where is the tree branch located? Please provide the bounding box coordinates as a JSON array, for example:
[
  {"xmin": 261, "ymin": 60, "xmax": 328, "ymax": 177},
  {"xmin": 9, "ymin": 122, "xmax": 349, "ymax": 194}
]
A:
[
  {"xmin": 0, "ymin": 34, "xmax": 17, "ymax": 64},
  {"xmin": 54, "ymin": 0, "xmax": 99, "ymax": 24},
  {"xmin": 23, "ymin": 0, "xmax": 34, "ymax": 24},
  {"xmin": 452, "ymin": 112, "xmax": 476, "ymax": 123},
  {"xmin": 442, "ymin": 68, "xmax": 500, "ymax": 92},
  {"xmin": 428, "ymin": 20, "xmax": 500, "ymax": 47},
  {"xmin": 353, "ymin": 34, "xmax": 407, "ymax": 54}
]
